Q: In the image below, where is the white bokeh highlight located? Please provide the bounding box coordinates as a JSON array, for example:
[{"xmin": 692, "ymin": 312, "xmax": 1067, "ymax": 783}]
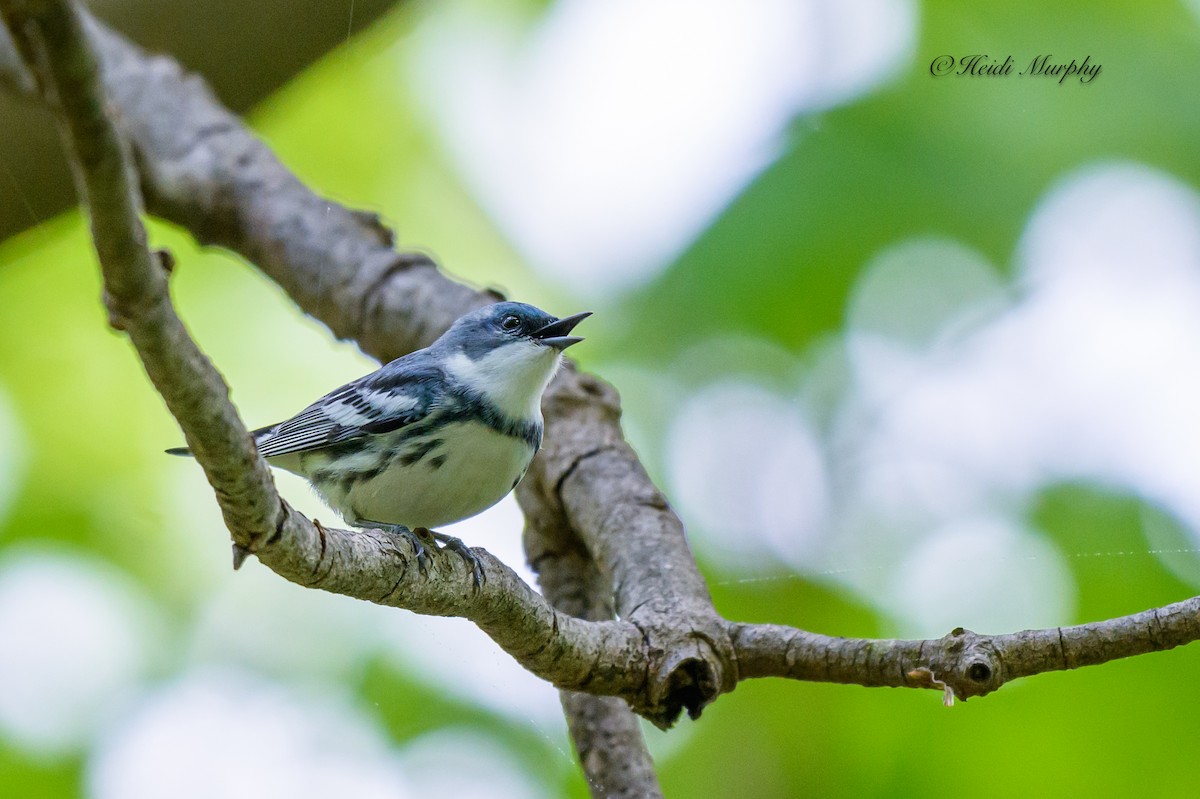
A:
[
  {"xmin": 90, "ymin": 674, "xmax": 550, "ymax": 799},
  {"xmin": 187, "ymin": 564, "xmax": 386, "ymax": 684},
  {"xmin": 410, "ymin": 0, "xmax": 915, "ymax": 294},
  {"xmin": 0, "ymin": 550, "xmax": 157, "ymax": 756},
  {"xmin": 666, "ymin": 380, "xmax": 829, "ymax": 569},
  {"xmin": 88, "ymin": 670, "xmax": 409, "ymax": 799},
  {"xmin": 399, "ymin": 729, "xmax": 554, "ymax": 799},
  {"xmin": 657, "ymin": 162, "xmax": 1200, "ymax": 631},
  {"xmin": 843, "ymin": 164, "xmax": 1200, "ymax": 534},
  {"xmin": 378, "ymin": 612, "xmax": 566, "ymax": 732},
  {"xmin": 848, "ymin": 237, "xmax": 1008, "ymax": 352},
  {"xmin": 830, "ymin": 162, "xmax": 1200, "ymax": 622},
  {"xmin": 887, "ymin": 517, "xmax": 1074, "ymax": 637}
]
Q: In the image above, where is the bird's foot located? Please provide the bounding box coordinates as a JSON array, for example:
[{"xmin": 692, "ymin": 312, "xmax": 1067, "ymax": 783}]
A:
[
  {"xmin": 354, "ymin": 518, "xmax": 434, "ymax": 575},
  {"xmin": 351, "ymin": 519, "xmax": 482, "ymax": 588},
  {"xmin": 425, "ymin": 528, "xmax": 486, "ymax": 590}
]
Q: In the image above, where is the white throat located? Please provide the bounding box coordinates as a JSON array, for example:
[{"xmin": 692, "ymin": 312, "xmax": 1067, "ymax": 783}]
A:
[{"xmin": 445, "ymin": 342, "xmax": 562, "ymax": 420}]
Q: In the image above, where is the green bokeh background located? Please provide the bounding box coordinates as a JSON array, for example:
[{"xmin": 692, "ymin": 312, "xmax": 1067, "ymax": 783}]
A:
[{"xmin": 2, "ymin": 1, "xmax": 1200, "ymax": 796}]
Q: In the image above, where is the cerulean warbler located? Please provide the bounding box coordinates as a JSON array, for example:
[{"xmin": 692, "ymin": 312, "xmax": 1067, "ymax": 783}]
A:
[{"xmin": 170, "ymin": 302, "xmax": 590, "ymax": 585}]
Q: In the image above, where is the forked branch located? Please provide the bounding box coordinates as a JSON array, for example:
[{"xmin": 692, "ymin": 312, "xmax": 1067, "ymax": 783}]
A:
[{"xmin": 3, "ymin": 5, "xmax": 1198, "ymax": 797}]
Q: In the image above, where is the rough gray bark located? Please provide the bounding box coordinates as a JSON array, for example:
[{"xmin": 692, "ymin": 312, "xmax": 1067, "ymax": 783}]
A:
[
  {"xmin": 64, "ymin": 3, "xmax": 733, "ymax": 729},
  {"xmin": 732, "ymin": 594, "xmax": 1200, "ymax": 702},
  {"xmin": 3, "ymin": 3, "xmax": 668, "ymax": 793},
  {"xmin": 0, "ymin": 0, "xmax": 656, "ymax": 706},
  {"xmin": 5, "ymin": 2, "xmax": 1200, "ymax": 795},
  {"xmin": 526, "ymin": 520, "xmax": 663, "ymax": 797}
]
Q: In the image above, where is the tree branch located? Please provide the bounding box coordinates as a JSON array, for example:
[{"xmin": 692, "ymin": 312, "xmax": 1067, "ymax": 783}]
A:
[
  {"xmin": 57, "ymin": 5, "xmax": 734, "ymax": 727},
  {"xmin": 0, "ymin": 0, "xmax": 668, "ymax": 724},
  {"xmin": 4, "ymin": 4, "xmax": 1200, "ymax": 784},
  {"xmin": 732, "ymin": 593, "xmax": 1200, "ymax": 702},
  {"xmin": 525, "ymin": 514, "xmax": 663, "ymax": 798},
  {"xmin": 1, "ymin": 5, "xmax": 670, "ymax": 788},
  {"xmin": 520, "ymin": 369, "xmax": 736, "ymax": 724},
  {"xmin": 0, "ymin": 0, "xmax": 279, "ymax": 546}
]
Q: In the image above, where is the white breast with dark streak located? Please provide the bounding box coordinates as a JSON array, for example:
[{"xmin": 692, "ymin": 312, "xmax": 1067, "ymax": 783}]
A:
[{"xmin": 303, "ymin": 421, "xmax": 537, "ymax": 529}]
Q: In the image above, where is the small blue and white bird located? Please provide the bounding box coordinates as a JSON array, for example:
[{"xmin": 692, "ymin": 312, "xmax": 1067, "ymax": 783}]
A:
[{"xmin": 170, "ymin": 302, "xmax": 590, "ymax": 585}]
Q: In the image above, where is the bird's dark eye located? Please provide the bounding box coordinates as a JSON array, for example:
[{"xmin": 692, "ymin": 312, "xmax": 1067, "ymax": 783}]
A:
[{"xmin": 500, "ymin": 315, "xmax": 521, "ymax": 332}]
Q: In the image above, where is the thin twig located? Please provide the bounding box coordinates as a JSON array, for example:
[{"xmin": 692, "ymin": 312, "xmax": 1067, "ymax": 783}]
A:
[{"xmin": 732, "ymin": 593, "xmax": 1200, "ymax": 700}]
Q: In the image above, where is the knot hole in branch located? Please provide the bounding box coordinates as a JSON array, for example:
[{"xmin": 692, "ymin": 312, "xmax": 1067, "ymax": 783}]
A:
[
  {"xmin": 647, "ymin": 654, "xmax": 720, "ymax": 730},
  {"xmin": 966, "ymin": 661, "xmax": 992, "ymax": 683}
]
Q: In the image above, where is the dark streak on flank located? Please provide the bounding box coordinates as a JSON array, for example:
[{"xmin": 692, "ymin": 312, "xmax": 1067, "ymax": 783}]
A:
[
  {"xmin": 399, "ymin": 437, "xmax": 443, "ymax": 467},
  {"xmin": 428, "ymin": 454, "xmax": 447, "ymax": 470}
]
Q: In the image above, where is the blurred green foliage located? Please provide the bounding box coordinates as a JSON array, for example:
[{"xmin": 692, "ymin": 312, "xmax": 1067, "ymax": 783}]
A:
[
  {"xmin": 627, "ymin": 0, "xmax": 1200, "ymax": 359},
  {"xmin": 2, "ymin": 1, "xmax": 1200, "ymax": 797}
]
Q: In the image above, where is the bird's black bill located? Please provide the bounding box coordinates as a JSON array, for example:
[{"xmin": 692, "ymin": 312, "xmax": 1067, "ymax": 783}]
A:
[{"xmin": 533, "ymin": 311, "xmax": 592, "ymax": 350}]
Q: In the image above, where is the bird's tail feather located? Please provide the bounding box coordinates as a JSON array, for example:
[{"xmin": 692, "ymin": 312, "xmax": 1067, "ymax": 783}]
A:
[{"xmin": 167, "ymin": 422, "xmax": 279, "ymax": 458}]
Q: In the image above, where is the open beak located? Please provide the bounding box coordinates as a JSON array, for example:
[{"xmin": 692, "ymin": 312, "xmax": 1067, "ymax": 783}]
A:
[{"xmin": 533, "ymin": 311, "xmax": 592, "ymax": 350}]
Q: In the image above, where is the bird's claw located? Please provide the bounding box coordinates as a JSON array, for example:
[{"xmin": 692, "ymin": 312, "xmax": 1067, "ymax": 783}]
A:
[
  {"xmin": 401, "ymin": 527, "xmax": 434, "ymax": 575},
  {"xmin": 353, "ymin": 518, "xmax": 482, "ymax": 589},
  {"xmin": 427, "ymin": 529, "xmax": 486, "ymax": 590},
  {"xmin": 354, "ymin": 518, "xmax": 433, "ymax": 575}
]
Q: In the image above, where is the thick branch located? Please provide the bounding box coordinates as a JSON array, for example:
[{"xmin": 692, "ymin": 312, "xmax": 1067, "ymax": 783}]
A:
[
  {"xmin": 88, "ymin": 15, "xmax": 488, "ymax": 359},
  {"xmin": 520, "ymin": 372, "xmax": 736, "ymax": 723},
  {"xmin": 56, "ymin": 8, "xmax": 734, "ymax": 726},
  {"xmin": 525, "ymin": 517, "xmax": 662, "ymax": 798},
  {"xmin": 0, "ymin": 0, "xmax": 663, "ymax": 718}
]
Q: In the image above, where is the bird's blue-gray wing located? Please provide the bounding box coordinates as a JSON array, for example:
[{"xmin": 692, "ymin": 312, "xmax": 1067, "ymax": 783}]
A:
[{"xmin": 253, "ymin": 361, "xmax": 444, "ymax": 459}]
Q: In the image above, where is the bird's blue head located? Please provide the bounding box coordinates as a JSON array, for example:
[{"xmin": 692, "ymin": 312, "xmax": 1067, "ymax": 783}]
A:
[
  {"xmin": 440, "ymin": 302, "xmax": 591, "ymax": 358},
  {"xmin": 437, "ymin": 302, "xmax": 591, "ymax": 419}
]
